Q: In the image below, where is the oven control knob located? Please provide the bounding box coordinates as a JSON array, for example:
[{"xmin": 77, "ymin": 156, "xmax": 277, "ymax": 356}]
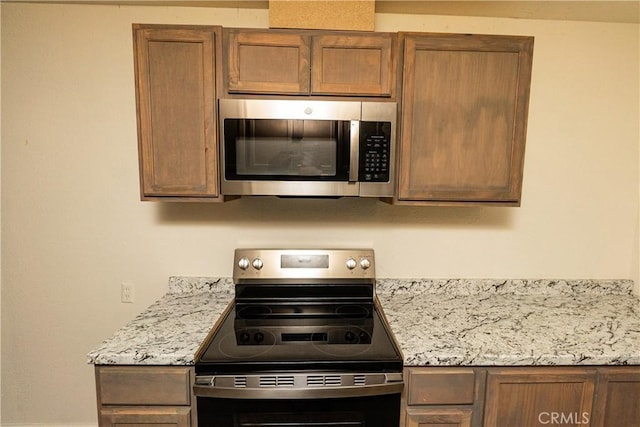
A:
[
  {"xmin": 239, "ymin": 332, "xmax": 251, "ymax": 343},
  {"xmin": 345, "ymin": 331, "xmax": 356, "ymax": 342},
  {"xmin": 254, "ymin": 332, "xmax": 264, "ymax": 344},
  {"xmin": 346, "ymin": 258, "xmax": 357, "ymax": 270},
  {"xmin": 238, "ymin": 257, "xmax": 250, "ymax": 270},
  {"xmin": 252, "ymin": 258, "xmax": 264, "ymax": 270},
  {"xmin": 360, "ymin": 258, "xmax": 371, "ymax": 270}
]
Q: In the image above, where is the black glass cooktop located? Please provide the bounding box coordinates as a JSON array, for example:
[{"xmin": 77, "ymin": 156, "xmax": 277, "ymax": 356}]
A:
[{"xmin": 195, "ymin": 299, "xmax": 403, "ymax": 375}]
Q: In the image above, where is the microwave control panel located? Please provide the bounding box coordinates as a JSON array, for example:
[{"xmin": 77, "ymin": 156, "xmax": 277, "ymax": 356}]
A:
[{"xmin": 359, "ymin": 121, "xmax": 391, "ymax": 182}]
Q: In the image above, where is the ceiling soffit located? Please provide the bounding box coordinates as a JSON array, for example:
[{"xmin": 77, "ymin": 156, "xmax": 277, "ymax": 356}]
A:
[{"xmin": 3, "ymin": 1, "xmax": 639, "ymax": 24}]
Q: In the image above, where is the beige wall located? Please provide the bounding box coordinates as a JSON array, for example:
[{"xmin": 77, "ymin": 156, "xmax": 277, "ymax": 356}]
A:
[
  {"xmin": 0, "ymin": 2, "xmax": 3, "ymax": 423},
  {"xmin": 1, "ymin": 2, "xmax": 638, "ymax": 425}
]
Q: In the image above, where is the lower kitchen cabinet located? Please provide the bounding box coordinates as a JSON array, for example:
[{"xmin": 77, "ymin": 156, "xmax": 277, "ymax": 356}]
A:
[
  {"xmin": 591, "ymin": 367, "xmax": 640, "ymax": 427},
  {"xmin": 95, "ymin": 365, "xmax": 195, "ymax": 427},
  {"xmin": 484, "ymin": 367, "xmax": 596, "ymax": 427},
  {"xmin": 402, "ymin": 367, "xmax": 486, "ymax": 427},
  {"xmin": 403, "ymin": 366, "xmax": 640, "ymax": 427},
  {"xmin": 93, "ymin": 365, "xmax": 640, "ymax": 427}
]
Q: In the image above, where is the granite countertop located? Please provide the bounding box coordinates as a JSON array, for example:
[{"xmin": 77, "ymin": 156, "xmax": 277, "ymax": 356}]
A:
[{"xmin": 87, "ymin": 277, "xmax": 640, "ymax": 366}]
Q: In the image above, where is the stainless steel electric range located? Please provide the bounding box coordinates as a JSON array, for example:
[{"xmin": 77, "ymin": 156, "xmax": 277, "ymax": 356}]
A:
[{"xmin": 194, "ymin": 249, "xmax": 404, "ymax": 427}]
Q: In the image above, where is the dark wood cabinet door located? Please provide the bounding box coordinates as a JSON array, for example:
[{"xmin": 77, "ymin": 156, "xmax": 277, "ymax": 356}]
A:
[
  {"xmin": 406, "ymin": 408, "xmax": 473, "ymax": 427},
  {"xmin": 311, "ymin": 33, "xmax": 395, "ymax": 96},
  {"xmin": 398, "ymin": 33, "xmax": 533, "ymax": 205},
  {"xmin": 484, "ymin": 368, "xmax": 596, "ymax": 427},
  {"xmin": 227, "ymin": 30, "xmax": 310, "ymax": 94},
  {"xmin": 592, "ymin": 367, "xmax": 640, "ymax": 427},
  {"xmin": 133, "ymin": 25, "xmax": 221, "ymax": 199}
]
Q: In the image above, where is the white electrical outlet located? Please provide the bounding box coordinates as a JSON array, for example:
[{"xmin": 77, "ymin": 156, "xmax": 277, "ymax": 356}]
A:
[{"xmin": 121, "ymin": 282, "xmax": 135, "ymax": 303}]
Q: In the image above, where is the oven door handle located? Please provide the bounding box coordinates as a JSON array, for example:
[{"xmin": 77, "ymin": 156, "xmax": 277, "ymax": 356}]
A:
[
  {"xmin": 348, "ymin": 120, "xmax": 360, "ymax": 183},
  {"xmin": 194, "ymin": 373, "xmax": 403, "ymax": 399}
]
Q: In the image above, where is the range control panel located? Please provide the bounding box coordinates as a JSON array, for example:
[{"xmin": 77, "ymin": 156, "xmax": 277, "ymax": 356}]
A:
[{"xmin": 233, "ymin": 249, "xmax": 376, "ymax": 283}]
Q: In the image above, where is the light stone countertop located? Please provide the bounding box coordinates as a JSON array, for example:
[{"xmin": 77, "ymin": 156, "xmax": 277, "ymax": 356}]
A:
[{"xmin": 87, "ymin": 277, "xmax": 640, "ymax": 366}]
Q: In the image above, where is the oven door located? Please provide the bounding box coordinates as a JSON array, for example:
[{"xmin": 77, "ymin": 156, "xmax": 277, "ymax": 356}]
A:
[
  {"xmin": 220, "ymin": 99, "xmax": 361, "ymax": 197},
  {"xmin": 196, "ymin": 393, "xmax": 401, "ymax": 427},
  {"xmin": 195, "ymin": 372, "xmax": 402, "ymax": 426}
]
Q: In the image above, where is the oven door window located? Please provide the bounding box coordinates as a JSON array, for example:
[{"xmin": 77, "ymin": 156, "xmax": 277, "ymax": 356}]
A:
[
  {"xmin": 224, "ymin": 119, "xmax": 351, "ymax": 181},
  {"xmin": 236, "ymin": 411, "xmax": 363, "ymax": 427},
  {"xmin": 197, "ymin": 394, "xmax": 400, "ymax": 427}
]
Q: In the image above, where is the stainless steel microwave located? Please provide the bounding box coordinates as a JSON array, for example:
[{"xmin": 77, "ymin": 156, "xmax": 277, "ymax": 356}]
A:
[{"xmin": 219, "ymin": 99, "xmax": 396, "ymax": 197}]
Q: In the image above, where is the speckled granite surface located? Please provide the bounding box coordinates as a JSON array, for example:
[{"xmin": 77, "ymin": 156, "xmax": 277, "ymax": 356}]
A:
[
  {"xmin": 87, "ymin": 278, "xmax": 234, "ymax": 365},
  {"xmin": 376, "ymin": 279, "xmax": 640, "ymax": 366},
  {"xmin": 87, "ymin": 277, "xmax": 640, "ymax": 366}
]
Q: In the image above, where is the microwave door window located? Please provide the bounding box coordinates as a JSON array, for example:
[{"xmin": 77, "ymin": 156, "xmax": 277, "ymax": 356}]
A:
[
  {"xmin": 226, "ymin": 119, "xmax": 350, "ymax": 181},
  {"xmin": 236, "ymin": 137, "xmax": 337, "ymax": 176},
  {"xmin": 238, "ymin": 120, "xmax": 336, "ymax": 176}
]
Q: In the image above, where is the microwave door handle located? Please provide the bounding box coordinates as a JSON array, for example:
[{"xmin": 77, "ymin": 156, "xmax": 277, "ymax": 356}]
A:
[{"xmin": 349, "ymin": 120, "xmax": 360, "ymax": 182}]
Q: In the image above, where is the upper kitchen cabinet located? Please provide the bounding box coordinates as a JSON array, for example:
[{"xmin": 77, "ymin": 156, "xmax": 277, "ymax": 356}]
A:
[
  {"xmin": 225, "ymin": 29, "xmax": 396, "ymax": 98},
  {"xmin": 311, "ymin": 33, "xmax": 395, "ymax": 96},
  {"xmin": 226, "ymin": 30, "xmax": 311, "ymax": 95},
  {"xmin": 133, "ymin": 24, "xmax": 223, "ymax": 200},
  {"xmin": 397, "ymin": 33, "xmax": 534, "ymax": 206}
]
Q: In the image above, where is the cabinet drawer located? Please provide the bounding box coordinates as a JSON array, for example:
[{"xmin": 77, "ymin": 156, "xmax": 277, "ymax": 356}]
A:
[
  {"xmin": 100, "ymin": 406, "xmax": 191, "ymax": 426},
  {"xmin": 407, "ymin": 368, "xmax": 476, "ymax": 405},
  {"xmin": 405, "ymin": 408, "xmax": 473, "ymax": 427},
  {"xmin": 96, "ymin": 366, "xmax": 192, "ymax": 406}
]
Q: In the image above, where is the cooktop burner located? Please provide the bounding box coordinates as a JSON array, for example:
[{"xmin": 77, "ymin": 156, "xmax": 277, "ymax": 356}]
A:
[{"xmin": 233, "ymin": 301, "xmax": 374, "ymax": 346}]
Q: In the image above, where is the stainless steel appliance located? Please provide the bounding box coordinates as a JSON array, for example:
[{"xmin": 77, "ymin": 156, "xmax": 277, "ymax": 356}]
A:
[
  {"xmin": 220, "ymin": 99, "xmax": 396, "ymax": 197},
  {"xmin": 194, "ymin": 249, "xmax": 404, "ymax": 426}
]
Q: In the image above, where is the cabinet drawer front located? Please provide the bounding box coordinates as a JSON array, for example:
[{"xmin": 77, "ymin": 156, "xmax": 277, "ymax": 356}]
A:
[
  {"xmin": 97, "ymin": 366, "xmax": 191, "ymax": 406},
  {"xmin": 406, "ymin": 408, "xmax": 473, "ymax": 427},
  {"xmin": 100, "ymin": 406, "xmax": 191, "ymax": 426},
  {"xmin": 407, "ymin": 368, "xmax": 476, "ymax": 405}
]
